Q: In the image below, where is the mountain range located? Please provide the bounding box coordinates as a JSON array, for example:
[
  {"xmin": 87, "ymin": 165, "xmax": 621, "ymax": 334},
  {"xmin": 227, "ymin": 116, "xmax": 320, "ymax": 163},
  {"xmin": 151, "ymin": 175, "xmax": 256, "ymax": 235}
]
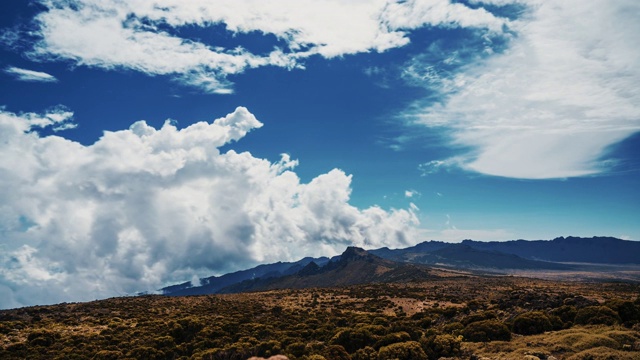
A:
[{"xmin": 162, "ymin": 236, "xmax": 640, "ymax": 296}]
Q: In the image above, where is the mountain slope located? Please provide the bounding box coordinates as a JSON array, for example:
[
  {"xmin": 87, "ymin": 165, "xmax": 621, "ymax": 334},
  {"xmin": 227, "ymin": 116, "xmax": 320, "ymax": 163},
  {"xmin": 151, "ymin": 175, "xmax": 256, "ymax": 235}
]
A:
[
  {"xmin": 372, "ymin": 242, "xmax": 573, "ymax": 270},
  {"xmin": 371, "ymin": 237, "xmax": 640, "ymax": 267},
  {"xmin": 163, "ymin": 256, "xmax": 329, "ymax": 296},
  {"xmin": 219, "ymin": 247, "xmax": 437, "ymax": 293},
  {"xmin": 461, "ymin": 236, "xmax": 640, "ymax": 264},
  {"xmin": 410, "ymin": 243, "xmax": 573, "ymax": 270},
  {"xmin": 162, "ymin": 236, "xmax": 639, "ymax": 297}
]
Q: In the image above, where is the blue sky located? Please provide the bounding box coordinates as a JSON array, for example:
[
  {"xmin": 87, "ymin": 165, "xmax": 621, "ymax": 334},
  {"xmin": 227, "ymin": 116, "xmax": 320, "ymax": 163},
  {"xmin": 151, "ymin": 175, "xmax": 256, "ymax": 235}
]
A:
[{"xmin": 0, "ymin": 0, "xmax": 639, "ymax": 308}]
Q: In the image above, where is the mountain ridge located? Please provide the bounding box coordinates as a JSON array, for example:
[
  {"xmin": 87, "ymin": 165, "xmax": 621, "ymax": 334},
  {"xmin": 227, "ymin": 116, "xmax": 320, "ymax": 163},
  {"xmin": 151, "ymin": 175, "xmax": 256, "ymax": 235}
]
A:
[
  {"xmin": 218, "ymin": 246, "xmax": 437, "ymax": 294},
  {"xmin": 162, "ymin": 236, "xmax": 639, "ymax": 296}
]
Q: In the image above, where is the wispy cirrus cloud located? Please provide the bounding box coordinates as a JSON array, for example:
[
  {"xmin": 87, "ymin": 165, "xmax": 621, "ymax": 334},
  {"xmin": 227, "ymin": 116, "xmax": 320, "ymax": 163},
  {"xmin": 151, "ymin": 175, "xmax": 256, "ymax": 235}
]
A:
[
  {"xmin": 404, "ymin": 0, "xmax": 640, "ymax": 179},
  {"xmin": 4, "ymin": 66, "xmax": 58, "ymax": 82},
  {"xmin": 23, "ymin": 0, "xmax": 511, "ymax": 93},
  {"xmin": 0, "ymin": 106, "xmax": 420, "ymax": 309}
]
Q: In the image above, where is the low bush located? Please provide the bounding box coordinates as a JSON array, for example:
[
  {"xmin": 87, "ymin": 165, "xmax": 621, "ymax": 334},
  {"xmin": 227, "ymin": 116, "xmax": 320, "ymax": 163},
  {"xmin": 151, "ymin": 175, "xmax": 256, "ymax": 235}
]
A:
[
  {"xmin": 285, "ymin": 342, "xmax": 307, "ymax": 358},
  {"xmin": 322, "ymin": 345, "xmax": 350, "ymax": 360},
  {"xmin": 512, "ymin": 311, "xmax": 553, "ymax": 335},
  {"xmin": 605, "ymin": 299, "xmax": 640, "ymax": 324},
  {"xmin": 574, "ymin": 306, "xmax": 620, "ymax": 326},
  {"xmin": 421, "ymin": 334, "xmax": 461, "ymax": 360},
  {"xmin": 461, "ymin": 311, "xmax": 497, "ymax": 326},
  {"xmin": 352, "ymin": 346, "xmax": 377, "ymax": 360},
  {"xmin": 329, "ymin": 328, "xmax": 376, "ymax": 353},
  {"xmin": 27, "ymin": 330, "xmax": 59, "ymax": 347},
  {"xmin": 374, "ymin": 331, "xmax": 411, "ymax": 349},
  {"xmin": 462, "ymin": 320, "xmax": 511, "ymax": 342},
  {"xmin": 93, "ymin": 350, "xmax": 124, "ymax": 360},
  {"xmin": 377, "ymin": 341, "xmax": 428, "ymax": 360}
]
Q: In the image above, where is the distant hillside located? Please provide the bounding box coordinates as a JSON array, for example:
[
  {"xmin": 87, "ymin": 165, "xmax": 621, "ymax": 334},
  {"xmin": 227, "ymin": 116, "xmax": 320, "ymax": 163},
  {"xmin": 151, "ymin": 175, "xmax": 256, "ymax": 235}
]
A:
[
  {"xmin": 162, "ymin": 236, "xmax": 638, "ymax": 296},
  {"xmin": 371, "ymin": 236, "xmax": 640, "ymax": 266},
  {"xmin": 460, "ymin": 236, "xmax": 640, "ymax": 264},
  {"xmin": 399, "ymin": 243, "xmax": 573, "ymax": 270},
  {"xmin": 219, "ymin": 246, "xmax": 437, "ymax": 293},
  {"xmin": 163, "ymin": 256, "xmax": 329, "ymax": 296},
  {"xmin": 370, "ymin": 241, "xmax": 450, "ymax": 259}
]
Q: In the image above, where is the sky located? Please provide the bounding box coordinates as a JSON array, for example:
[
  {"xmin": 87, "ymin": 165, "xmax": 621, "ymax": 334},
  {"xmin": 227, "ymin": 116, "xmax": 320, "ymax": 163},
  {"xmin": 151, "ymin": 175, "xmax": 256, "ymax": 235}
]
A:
[{"xmin": 0, "ymin": 0, "xmax": 639, "ymax": 308}]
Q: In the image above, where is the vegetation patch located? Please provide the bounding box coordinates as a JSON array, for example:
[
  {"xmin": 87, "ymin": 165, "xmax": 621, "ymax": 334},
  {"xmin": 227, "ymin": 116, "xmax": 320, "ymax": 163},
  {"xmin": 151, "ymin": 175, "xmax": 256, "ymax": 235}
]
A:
[{"xmin": 0, "ymin": 277, "xmax": 638, "ymax": 359}]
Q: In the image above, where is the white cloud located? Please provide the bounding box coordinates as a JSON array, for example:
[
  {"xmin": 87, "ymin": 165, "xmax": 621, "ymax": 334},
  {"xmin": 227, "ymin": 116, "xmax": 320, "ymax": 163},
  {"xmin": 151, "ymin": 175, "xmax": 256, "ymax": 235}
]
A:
[
  {"xmin": 418, "ymin": 213, "xmax": 513, "ymax": 242},
  {"xmin": 418, "ymin": 158, "xmax": 463, "ymax": 176},
  {"xmin": 383, "ymin": 0, "xmax": 507, "ymax": 33},
  {"xmin": 0, "ymin": 106, "xmax": 420, "ymax": 309},
  {"xmin": 0, "ymin": 105, "xmax": 75, "ymax": 135},
  {"xmin": 405, "ymin": 0, "xmax": 640, "ymax": 179},
  {"xmin": 4, "ymin": 66, "xmax": 58, "ymax": 82},
  {"xmin": 27, "ymin": 0, "xmax": 511, "ymax": 93},
  {"xmin": 404, "ymin": 189, "xmax": 420, "ymax": 198}
]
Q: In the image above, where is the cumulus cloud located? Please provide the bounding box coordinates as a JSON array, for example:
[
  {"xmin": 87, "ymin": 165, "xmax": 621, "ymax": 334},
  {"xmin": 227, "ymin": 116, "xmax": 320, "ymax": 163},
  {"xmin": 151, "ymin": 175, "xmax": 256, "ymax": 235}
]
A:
[
  {"xmin": 25, "ymin": 0, "xmax": 511, "ymax": 93},
  {"xmin": 0, "ymin": 106, "xmax": 420, "ymax": 309},
  {"xmin": 4, "ymin": 66, "xmax": 58, "ymax": 82},
  {"xmin": 405, "ymin": 0, "xmax": 640, "ymax": 179},
  {"xmin": 404, "ymin": 189, "xmax": 420, "ymax": 198}
]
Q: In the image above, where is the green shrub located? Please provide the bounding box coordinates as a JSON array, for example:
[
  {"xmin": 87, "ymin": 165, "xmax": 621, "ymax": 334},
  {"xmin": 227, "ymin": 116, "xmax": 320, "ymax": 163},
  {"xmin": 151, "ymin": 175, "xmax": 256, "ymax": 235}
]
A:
[
  {"xmin": 27, "ymin": 330, "xmax": 59, "ymax": 347},
  {"xmin": 574, "ymin": 306, "xmax": 620, "ymax": 326},
  {"xmin": 605, "ymin": 299, "xmax": 640, "ymax": 324},
  {"xmin": 286, "ymin": 342, "xmax": 307, "ymax": 358},
  {"xmin": 552, "ymin": 305, "xmax": 578, "ymax": 328},
  {"xmin": 421, "ymin": 334, "xmax": 462, "ymax": 360},
  {"xmin": 377, "ymin": 341, "xmax": 428, "ymax": 360},
  {"xmin": 462, "ymin": 320, "xmax": 511, "ymax": 342},
  {"xmin": 512, "ymin": 311, "xmax": 553, "ymax": 335},
  {"xmin": 466, "ymin": 300, "xmax": 485, "ymax": 311},
  {"xmin": 322, "ymin": 345, "xmax": 350, "ymax": 360},
  {"xmin": 126, "ymin": 346, "xmax": 165, "ymax": 360},
  {"xmin": 374, "ymin": 331, "xmax": 411, "ymax": 349},
  {"xmin": 442, "ymin": 321, "xmax": 464, "ymax": 335},
  {"xmin": 93, "ymin": 350, "xmax": 124, "ymax": 360},
  {"xmin": 255, "ymin": 340, "xmax": 282, "ymax": 357},
  {"xmin": 352, "ymin": 346, "xmax": 378, "ymax": 360},
  {"xmin": 329, "ymin": 328, "xmax": 376, "ymax": 353},
  {"xmin": 193, "ymin": 348, "xmax": 223, "ymax": 360},
  {"xmin": 306, "ymin": 355, "xmax": 327, "ymax": 360},
  {"xmin": 461, "ymin": 311, "xmax": 497, "ymax": 326},
  {"xmin": 358, "ymin": 324, "xmax": 387, "ymax": 336},
  {"xmin": 441, "ymin": 306, "xmax": 458, "ymax": 319}
]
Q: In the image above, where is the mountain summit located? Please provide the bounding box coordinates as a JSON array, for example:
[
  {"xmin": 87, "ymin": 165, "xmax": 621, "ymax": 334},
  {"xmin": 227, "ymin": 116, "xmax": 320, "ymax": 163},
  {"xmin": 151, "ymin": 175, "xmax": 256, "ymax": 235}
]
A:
[{"xmin": 216, "ymin": 246, "xmax": 436, "ymax": 293}]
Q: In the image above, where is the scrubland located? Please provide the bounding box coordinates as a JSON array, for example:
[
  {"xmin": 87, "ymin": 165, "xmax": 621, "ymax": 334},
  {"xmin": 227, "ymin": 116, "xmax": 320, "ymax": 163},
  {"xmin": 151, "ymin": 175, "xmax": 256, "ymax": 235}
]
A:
[{"xmin": 1, "ymin": 276, "xmax": 638, "ymax": 359}]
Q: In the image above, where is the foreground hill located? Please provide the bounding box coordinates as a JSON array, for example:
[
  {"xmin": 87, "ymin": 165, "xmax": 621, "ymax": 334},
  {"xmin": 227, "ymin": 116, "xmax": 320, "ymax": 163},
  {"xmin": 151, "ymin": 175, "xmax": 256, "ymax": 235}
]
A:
[{"xmin": 1, "ymin": 276, "xmax": 639, "ymax": 359}]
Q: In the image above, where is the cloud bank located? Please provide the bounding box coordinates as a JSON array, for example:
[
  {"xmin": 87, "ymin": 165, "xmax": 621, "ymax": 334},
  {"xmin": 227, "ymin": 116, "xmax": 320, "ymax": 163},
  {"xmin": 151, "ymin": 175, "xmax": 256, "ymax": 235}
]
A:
[
  {"xmin": 405, "ymin": 0, "xmax": 640, "ymax": 179},
  {"xmin": 0, "ymin": 106, "xmax": 419, "ymax": 309},
  {"xmin": 26, "ymin": 0, "xmax": 509, "ymax": 93}
]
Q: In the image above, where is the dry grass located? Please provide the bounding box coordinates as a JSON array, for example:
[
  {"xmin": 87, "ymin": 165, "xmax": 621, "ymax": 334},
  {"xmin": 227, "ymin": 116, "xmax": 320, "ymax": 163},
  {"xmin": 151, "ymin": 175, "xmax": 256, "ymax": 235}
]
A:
[
  {"xmin": 1, "ymin": 275, "xmax": 638, "ymax": 359},
  {"xmin": 464, "ymin": 325, "xmax": 640, "ymax": 360}
]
